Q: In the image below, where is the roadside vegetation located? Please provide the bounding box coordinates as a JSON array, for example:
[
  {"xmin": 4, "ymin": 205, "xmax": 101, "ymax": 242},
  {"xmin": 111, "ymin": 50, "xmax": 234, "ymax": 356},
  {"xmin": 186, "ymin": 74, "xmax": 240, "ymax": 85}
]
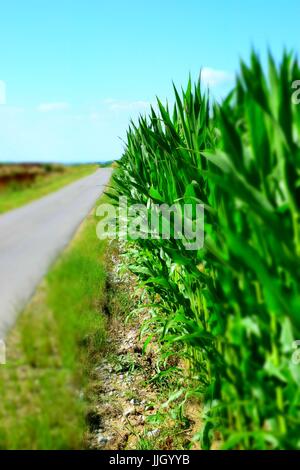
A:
[
  {"xmin": 87, "ymin": 241, "xmax": 206, "ymax": 450},
  {"xmin": 110, "ymin": 52, "xmax": 300, "ymax": 449},
  {"xmin": 0, "ymin": 163, "xmax": 99, "ymax": 214}
]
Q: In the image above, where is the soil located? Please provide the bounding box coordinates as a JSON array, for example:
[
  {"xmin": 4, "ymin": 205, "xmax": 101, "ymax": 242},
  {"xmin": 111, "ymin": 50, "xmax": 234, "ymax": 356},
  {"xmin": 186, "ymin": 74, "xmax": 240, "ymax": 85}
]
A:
[{"xmin": 85, "ymin": 242, "xmax": 202, "ymax": 450}]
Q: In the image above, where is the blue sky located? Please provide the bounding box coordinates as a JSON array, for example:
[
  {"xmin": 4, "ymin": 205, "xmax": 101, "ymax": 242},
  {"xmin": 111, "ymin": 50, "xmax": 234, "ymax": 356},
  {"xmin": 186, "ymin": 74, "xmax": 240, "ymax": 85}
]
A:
[{"xmin": 0, "ymin": 0, "xmax": 299, "ymax": 163}]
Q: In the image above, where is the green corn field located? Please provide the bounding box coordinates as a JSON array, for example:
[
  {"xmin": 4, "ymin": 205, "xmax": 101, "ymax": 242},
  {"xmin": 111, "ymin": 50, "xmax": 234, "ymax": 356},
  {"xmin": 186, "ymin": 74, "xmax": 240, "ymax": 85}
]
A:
[{"xmin": 110, "ymin": 51, "xmax": 300, "ymax": 450}]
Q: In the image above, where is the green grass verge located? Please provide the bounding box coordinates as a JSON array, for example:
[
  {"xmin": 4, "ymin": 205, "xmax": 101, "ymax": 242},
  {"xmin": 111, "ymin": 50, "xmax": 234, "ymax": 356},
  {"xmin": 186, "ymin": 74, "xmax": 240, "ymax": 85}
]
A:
[
  {"xmin": 0, "ymin": 194, "xmax": 108, "ymax": 449},
  {"xmin": 0, "ymin": 164, "xmax": 99, "ymax": 214}
]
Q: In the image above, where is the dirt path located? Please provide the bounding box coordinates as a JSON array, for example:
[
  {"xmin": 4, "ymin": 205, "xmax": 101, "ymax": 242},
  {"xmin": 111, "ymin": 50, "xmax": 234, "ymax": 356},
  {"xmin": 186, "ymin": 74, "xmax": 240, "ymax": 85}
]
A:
[{"xmin": 86, "ymin": 243, "xmax": 203, "ymax": 450}]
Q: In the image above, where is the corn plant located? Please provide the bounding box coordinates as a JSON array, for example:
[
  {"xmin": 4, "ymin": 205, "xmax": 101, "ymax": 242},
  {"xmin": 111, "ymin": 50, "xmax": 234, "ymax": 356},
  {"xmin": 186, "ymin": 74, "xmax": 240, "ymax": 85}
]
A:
[{"xmin": 109, "ymin": 51, "xmax": 300, "ymax": 449}]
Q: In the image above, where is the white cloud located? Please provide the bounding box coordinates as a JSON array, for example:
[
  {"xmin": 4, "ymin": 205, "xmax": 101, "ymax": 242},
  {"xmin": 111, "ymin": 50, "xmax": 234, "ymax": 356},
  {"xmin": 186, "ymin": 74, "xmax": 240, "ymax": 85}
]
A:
[
  {"xmin": 0, "ymin": 81, "xmax": 6, "ymax": 105},
  {"xmin": 104, "ymin": 99, "xmax": 150, "ymax": 112},
  {"xmin": 37, "ymin": 101, "xmax": 69, "ymax": 112},
  {"xmin": 201, "ymin": 68, "xmax": 234, "ymax": 87}
]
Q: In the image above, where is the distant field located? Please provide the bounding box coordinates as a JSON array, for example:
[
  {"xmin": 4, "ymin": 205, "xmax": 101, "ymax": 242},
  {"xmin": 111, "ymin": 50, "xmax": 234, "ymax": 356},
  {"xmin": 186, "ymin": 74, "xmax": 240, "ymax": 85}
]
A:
[
  {"xmin": 0, "ymin": 163, "xmax": 63, "ymax": 188},
  {"xmin": 0, "ymin": 163, "xmax": 100, "ymax": 214}
]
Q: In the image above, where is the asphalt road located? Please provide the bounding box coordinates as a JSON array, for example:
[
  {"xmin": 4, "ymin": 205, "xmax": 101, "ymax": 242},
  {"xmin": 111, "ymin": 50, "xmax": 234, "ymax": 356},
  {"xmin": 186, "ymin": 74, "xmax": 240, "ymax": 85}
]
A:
[{"xmin": 0, "ymin": 168, "xmax": 112, "ymax": 339}]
